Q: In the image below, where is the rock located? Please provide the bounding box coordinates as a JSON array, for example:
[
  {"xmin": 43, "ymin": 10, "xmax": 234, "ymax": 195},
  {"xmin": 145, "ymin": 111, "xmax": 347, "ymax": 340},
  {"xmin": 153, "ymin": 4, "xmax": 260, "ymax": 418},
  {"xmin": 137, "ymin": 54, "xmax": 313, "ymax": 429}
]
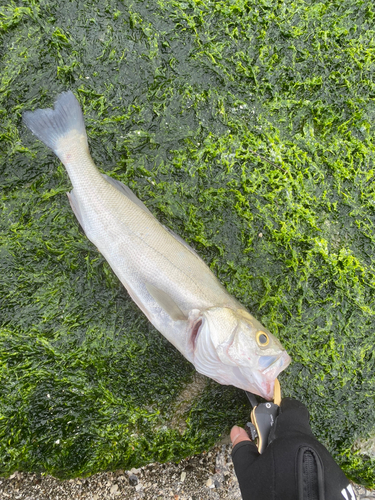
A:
[
  {"xmin": 180, "ymin": 471, "xmax": 186, "ymax": 482},
  {"xmin": 129, "ymin": 474, "xmax": 138, "ymax": 486},
  {"xmin": 135, "ymin": 483, "xmax": 143, "ymax": 491},
  {"xmin": 354, "ymin": 434, "xmax": 375, "ymax": 459}
]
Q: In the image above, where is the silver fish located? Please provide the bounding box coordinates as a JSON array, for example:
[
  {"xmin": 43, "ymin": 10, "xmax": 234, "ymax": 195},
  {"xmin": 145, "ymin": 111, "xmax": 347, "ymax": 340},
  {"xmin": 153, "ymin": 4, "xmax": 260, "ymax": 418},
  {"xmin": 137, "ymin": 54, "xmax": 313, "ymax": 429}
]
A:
[{"xmin": 23, "ymin": 91, "xmax": 291, "ymax": 399}]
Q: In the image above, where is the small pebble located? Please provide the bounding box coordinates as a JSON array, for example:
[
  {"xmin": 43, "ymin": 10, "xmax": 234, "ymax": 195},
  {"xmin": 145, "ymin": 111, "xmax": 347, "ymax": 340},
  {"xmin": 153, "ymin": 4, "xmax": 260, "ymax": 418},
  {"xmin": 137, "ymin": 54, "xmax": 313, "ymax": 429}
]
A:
[
  {"xmin": 129, "ymin": 467, "xmax": 141, "ymax": 475},
  {"xmin": 110, "ymin": 483, "xmax": 119, "ymax": 494},
  {"xmin": 180, "ymin": 471, "xmax": 186, "ymax": 482},
  {"xmin": 206, "ymin": 477, "xmax": 215, "ymax": 488}
]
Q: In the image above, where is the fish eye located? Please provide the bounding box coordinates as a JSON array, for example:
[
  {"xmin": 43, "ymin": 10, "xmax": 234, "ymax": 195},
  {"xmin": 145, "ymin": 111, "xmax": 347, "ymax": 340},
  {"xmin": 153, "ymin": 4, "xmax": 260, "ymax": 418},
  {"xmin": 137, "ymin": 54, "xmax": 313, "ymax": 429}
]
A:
[{"xmin": 256, "ymin": 331, "xmax": 269, "ymax": 347}]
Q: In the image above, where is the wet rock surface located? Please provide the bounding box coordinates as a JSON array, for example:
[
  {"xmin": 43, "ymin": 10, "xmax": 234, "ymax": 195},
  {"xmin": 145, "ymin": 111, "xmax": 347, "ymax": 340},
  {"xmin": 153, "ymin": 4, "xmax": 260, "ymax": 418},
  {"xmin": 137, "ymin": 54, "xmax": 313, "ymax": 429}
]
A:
[{"xmin": 0, "ymin": 444, "xmax": 373, "ymax": 499}]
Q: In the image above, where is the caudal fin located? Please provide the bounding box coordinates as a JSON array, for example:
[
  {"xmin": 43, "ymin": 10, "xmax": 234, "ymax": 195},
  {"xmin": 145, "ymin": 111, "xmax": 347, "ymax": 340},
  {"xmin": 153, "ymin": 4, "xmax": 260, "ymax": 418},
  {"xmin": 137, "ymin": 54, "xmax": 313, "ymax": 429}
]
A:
[{"xmin": 23, "ymin": 91, "xmax": 87, "ymax": 155}]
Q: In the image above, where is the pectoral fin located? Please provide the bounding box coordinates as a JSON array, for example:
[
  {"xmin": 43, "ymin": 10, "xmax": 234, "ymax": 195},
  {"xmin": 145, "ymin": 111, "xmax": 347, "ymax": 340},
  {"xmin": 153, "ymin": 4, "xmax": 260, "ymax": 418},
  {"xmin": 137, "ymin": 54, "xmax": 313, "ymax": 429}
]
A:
[{"xmin": 145, "ymin": 283, "xmax": 187, "ymax": 321}]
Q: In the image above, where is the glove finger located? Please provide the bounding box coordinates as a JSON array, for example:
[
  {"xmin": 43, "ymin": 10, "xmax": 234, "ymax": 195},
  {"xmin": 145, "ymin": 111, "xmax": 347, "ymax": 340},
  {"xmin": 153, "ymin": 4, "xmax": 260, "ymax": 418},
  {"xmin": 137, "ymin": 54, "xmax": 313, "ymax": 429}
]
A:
[
  {"xmin": 273, "ymin": 397, "xmax": 313, "ymax": 437},
  {"xmin": 232, "ymin": 440, "xmax": 260, "ymax": 475}
]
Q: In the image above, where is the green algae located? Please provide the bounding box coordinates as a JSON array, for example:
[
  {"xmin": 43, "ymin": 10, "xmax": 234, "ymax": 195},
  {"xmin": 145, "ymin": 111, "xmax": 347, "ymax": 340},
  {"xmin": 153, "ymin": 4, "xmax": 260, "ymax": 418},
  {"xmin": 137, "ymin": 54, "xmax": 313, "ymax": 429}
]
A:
[{"xmin": 1, "ymin": 0, "xmax": 375, "ymax": 486}]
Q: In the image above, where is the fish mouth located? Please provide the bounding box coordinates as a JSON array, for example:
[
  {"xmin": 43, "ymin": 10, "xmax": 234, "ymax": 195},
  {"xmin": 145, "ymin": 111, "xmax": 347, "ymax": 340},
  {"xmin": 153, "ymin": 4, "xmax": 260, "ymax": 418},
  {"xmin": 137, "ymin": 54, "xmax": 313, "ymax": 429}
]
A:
[
  {"xmin": 260, "ymin": 351, "xmax": 291, "ymax": 377},
  {"xmin": 244, "ymin": 352, "xmax": 291, "ymax": 399},
  {"xmin": 238, "ymin": 368, "xmax": 274, "ymax": 400},
  {"xmin": 258, "ymin": 355, "xmax": 278, "ymax": 370}
]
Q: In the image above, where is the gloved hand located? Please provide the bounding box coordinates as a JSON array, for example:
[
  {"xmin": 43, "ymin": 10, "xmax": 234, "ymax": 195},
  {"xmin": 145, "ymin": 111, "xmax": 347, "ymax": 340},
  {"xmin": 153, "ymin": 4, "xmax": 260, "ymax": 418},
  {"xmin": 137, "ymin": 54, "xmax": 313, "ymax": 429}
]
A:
[{"xmin": 230, "ymin": 398, "xmax": 357, "ymax": 500}]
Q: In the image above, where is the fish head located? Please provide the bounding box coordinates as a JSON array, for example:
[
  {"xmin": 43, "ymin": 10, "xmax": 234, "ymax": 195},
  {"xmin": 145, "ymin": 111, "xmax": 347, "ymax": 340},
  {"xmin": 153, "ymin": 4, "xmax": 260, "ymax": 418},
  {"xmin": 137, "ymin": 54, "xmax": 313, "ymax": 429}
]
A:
[{"xmin": 191, "ymin": 307, "xmax": 291, "ymax": 400}]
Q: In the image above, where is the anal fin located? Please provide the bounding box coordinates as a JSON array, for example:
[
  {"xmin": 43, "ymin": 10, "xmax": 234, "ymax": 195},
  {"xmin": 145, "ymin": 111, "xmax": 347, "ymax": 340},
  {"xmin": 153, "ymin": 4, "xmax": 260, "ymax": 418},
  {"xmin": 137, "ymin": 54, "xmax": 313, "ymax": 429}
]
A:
[{"xmin": 67, "ymin": 190, "xmax": 86, "ymax": 233}]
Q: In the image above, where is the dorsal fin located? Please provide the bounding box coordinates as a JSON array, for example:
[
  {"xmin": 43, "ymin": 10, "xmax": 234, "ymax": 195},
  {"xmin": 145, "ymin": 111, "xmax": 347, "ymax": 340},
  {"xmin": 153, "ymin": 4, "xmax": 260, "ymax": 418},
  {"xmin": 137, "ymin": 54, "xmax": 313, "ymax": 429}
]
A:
[
  {"xmin": 103, "ymin": 174, "xmax": 206, "ymax": 263},
  {"xmin": 102, "ymin": 174, "xmax": 154, "ymax": 216},
  {"xmin": 162, "ymin": 225, "xmax": 206, "ymax": 263}
]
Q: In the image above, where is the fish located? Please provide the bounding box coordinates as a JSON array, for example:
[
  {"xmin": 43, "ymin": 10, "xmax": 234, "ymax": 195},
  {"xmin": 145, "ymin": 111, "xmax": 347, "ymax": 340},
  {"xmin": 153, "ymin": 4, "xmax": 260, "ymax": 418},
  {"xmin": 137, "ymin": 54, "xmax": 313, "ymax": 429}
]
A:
[{"xmin": 23, "ymin": 91, "xmax": 291, "ymax": 400}]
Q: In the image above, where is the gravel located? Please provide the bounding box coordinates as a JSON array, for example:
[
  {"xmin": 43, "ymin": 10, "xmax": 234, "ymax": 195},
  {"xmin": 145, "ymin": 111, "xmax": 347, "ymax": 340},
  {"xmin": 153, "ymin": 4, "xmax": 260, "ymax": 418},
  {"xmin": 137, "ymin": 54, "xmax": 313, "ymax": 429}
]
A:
[{"xmin": 0, "ymin": 443, "xmax": 373, "ymax": 500}]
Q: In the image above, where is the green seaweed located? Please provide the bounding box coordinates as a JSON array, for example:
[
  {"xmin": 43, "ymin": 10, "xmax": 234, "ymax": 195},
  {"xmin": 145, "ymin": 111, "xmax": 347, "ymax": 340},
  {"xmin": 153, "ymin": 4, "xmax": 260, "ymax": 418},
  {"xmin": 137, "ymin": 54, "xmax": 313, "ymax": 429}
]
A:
[{"xmin": 1, "ymin": 0, "xmax": 375, "ymax": 486}]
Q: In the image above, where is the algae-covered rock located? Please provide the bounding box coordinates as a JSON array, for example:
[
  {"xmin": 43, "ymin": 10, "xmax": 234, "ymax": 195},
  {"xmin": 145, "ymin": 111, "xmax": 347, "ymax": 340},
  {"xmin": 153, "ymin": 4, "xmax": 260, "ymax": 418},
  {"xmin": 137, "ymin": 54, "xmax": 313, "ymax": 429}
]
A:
[{"xmin": 1, "ymin": 0, "xmax": 375, "ymax": 486}]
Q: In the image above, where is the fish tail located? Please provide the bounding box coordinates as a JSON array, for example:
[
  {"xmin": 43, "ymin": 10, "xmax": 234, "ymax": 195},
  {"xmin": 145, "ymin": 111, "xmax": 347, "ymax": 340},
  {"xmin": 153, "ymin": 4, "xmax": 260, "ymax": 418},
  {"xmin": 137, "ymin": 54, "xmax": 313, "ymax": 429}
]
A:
[{"xmin": 23, "ymin": 91, "xmax": 88, "ymax": 157}]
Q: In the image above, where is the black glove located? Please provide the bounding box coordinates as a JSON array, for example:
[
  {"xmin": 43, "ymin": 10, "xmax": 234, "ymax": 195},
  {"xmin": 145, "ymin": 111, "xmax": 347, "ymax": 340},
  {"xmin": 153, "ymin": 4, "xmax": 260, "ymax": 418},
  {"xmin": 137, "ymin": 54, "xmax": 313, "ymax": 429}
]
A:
[{"xmin": 231, "ymin": 398, "xmax": 356, "ymax": 500}]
